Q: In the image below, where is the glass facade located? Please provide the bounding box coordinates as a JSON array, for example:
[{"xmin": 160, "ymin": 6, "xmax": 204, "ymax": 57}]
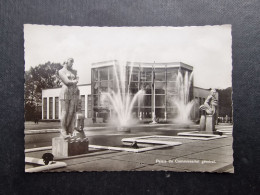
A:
[
  {"xmin": 91, "ymin": 63, "xmax": 193, "ymax": 120},
  {"xmin": 92, "ymin": 66, "xmax": 114, "ymax": 119},
  {"xmin": 87, "ymin": 95, "xmax": 92, "ymax": 118},
  {"xmin": 81, "ymin": 95, "xmax": 85, "ymax": 115}
]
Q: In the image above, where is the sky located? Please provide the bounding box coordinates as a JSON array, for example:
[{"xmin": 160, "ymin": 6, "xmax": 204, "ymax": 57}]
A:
[{"xmin": 24, "ymin": 24, "xmax": 232, "ymax": 89}]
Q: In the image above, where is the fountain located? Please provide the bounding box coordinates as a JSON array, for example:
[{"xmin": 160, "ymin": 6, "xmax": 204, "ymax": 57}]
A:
[
  {"xmin": 101, "ymin": 62, "xmax": 144, "ymax": 131},
  {"xmin": 173, "ymin": 70, "xmax": 194, "ymax": 124}
]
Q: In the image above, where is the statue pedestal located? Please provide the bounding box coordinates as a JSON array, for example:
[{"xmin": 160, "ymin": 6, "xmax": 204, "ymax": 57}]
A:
[
  {"xmin": 200, "ymin": 115, "xmax": 206, "ymax": 131},
  {"xmin": 52, "ymin": 136, "xmax": 89, "ymax": 157},
  {"xmin": 206, "ymin": 115, "xmax": 215, "ymax": 132}
]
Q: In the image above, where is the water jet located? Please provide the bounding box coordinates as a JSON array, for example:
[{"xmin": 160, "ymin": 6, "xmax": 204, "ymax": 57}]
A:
[
  {"xmin": 173, "ymin": 70, "xmax": 194, "ymax": 124},
  {"xmin": 101, "ymin": 62, "xmax": 144, "ymax": 131}
]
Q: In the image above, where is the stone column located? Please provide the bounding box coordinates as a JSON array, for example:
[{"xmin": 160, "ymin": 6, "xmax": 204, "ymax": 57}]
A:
[
  {"xmin": 52, "ymin": 96, "xmax": 55, "ymax": 120},
  {"xmin": 42, "ymin": 97, "xmax": 44, "ymax": 120},
  {"xmin": 47, "ymin": 97, "xmax": 49, "ymax": 119}
]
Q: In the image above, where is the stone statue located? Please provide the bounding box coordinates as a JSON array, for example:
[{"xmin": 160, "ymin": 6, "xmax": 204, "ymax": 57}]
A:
[
  {"xmin": 199, "ymin": 89, "xmax": 218, "ymax": 131},
  {"xmin": 58, "ymin": 58, "xmax": 85, "ymax": 139},
  {"xmin": 199, "ymin": 89, "xmax": 218, "ymax": 115},
  {"xmin": 52, "ymin": 59, "xmax": 88, "ymax": 157}
]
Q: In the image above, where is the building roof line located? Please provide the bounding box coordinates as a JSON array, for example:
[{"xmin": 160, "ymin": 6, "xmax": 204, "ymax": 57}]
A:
[
  {"xmin": 91, "ymin": 60, "xmax": 193, "ymax": 70},
  {"xmin": 126, "ymin": 61, "xmax": 193, "ymax": 70},
  {"xmin": 77, "ymin": 83, "xmax": 91, "ymax": 86},
  {"xmin": 42, "ymin": 83, "xmax": 91, "ymax": 91},
  {"xmin": 42, "ymin": 84, "xmax": 209, "ymax": 91},
  {"xmin": 92, "ymin": 60, "xmax": 117, "ymax": 66},
  {"xmin": 193, "ymin": 86, "xmax": 211, "ymax": 91}
]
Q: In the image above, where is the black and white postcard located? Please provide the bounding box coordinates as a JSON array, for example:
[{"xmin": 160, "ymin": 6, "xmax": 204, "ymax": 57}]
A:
[{"xmin": 24, "ymin": 25, "xmax": 233, "ymax": 173}]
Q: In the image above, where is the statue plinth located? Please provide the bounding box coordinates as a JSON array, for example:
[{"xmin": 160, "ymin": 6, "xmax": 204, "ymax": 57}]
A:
[
  {"xmin": 205, "ymin": 114, "xmax": 215, "ymax": 132},
  {"xmin": 52, "ymin": 136, "xmax": 89, "ymax": 157},
  {"xmin": 200, "ymin": 115, "xmax": 206, "ymax": 131}
]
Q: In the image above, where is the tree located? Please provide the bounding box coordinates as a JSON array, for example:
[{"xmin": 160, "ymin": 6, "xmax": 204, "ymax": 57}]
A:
[
  {"xmin": 217, "ymin": 87, "xmax": 232, "ymax": 117},
  {"xmin": 24, "ymin": 61, "xmax": 77, "ymax": 121}
]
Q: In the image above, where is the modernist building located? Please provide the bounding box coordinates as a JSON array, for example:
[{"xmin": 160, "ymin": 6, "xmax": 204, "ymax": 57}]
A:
[
  {"xmin": 42, "ymin": 60, "xmax": 212, "ymax": 121},
  {"xmin": 42, "ymin": 84, "xmax": 92, "ymax": 120}
]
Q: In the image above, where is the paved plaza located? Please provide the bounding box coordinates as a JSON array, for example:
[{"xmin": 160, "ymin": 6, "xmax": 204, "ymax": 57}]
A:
[{"xmin": 25, "ymin": 122, "xmax": 233, "ymax": 173}]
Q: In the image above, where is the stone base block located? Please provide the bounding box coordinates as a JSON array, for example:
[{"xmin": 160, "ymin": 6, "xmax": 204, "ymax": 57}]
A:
[
  {"xmin": 52, "ymin": 137, "xmax": 89, "ymax": 157},
  {"xmin": 206, "ymin": 115, "xmax": 215, "ymax": 132},
  {"xmin": 200, "ymin": 115, "xmax": 206, "ymax": 131}
]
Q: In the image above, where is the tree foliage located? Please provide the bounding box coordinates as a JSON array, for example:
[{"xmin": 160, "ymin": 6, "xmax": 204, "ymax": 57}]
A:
[
  {"xmin": 217, "ymin": 87, "xmax": 232, "ymax": 117},
  {"xmin": 24, "ymin": 62, "xmax": 66, "ymax": 120}
]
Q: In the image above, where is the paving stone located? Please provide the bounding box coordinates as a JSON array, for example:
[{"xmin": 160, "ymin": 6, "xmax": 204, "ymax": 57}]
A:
[
  {"xmin": 206, "ymin": 148, "xmax": 234, "ymax": 156},
  {"xmin": 58, "ymin": 156, "xmax": 100, "ymax": 166},
  {"xmin": 207, "ymin": 139, "xmax": 233, "ymax": 146},
  {"xmin": 211, "ymin": 146, "xmax": 233, "ymax": 153},
  {"xmin": 65, "ymin": 158, "xmax": 147, "ymax": 171},
  {"xmin": 95, "ymin": 151, "xmax": 130, "ymax": 159},
  {"xmin": 183, "ymin": 144, "xmax": 219, "ymax": 149},
  {"xmin": 208, "ymin": 141, "xmax": 232, "ymax": 146},
  {"xmin": 25, "ymin": 150, "xmax": 52, "ymax": 159},
  {"xmin": 184, "ymin": 142, "xmax": 228, "ymax": 149},
  {"xmin": 218, "ymin": 145, "xmax": 233, "ymax": 150},
  {"xmin": 55, "ymin": 150, "xmax": 119, "ymax": 166},
  {"xmin": 175, "ymin": 145, "xmax": 216, "ymax": 152}
]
